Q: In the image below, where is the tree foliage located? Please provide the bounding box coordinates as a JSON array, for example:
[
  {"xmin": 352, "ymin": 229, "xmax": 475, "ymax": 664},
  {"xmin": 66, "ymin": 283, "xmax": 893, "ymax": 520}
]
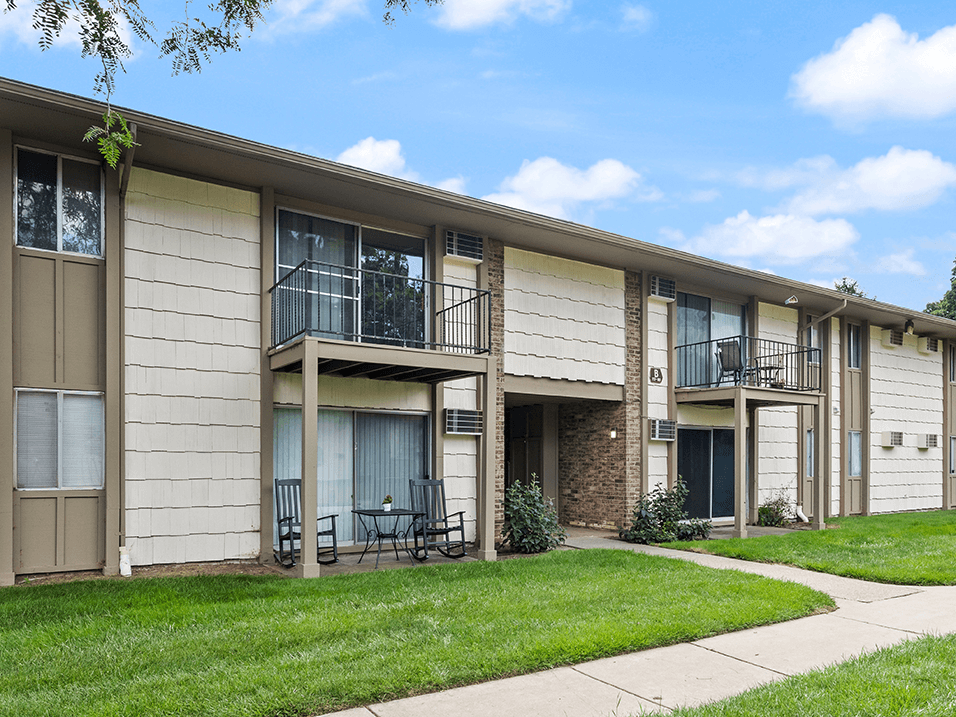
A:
[
  {"xmin": 7, "ymin": 0, "xmax": 442, "ymax": 166},
  {"xmin": 834, "ymin": 277, "xmax": 869, "ymax": 298},
  {"xmin": 925, "ymin": 258, "xmax": 956, "ymax": 320}
]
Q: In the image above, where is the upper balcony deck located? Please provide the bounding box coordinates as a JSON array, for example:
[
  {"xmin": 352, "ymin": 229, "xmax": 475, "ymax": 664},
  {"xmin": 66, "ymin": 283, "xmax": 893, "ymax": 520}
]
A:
[{"xmin": 268, "ymin": 260, "xmax": 491, "ymax": 384}]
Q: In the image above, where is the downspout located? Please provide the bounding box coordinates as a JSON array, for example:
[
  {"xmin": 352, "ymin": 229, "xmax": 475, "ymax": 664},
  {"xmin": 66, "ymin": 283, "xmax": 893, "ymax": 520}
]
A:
[
  {"xmin": 802, "ymin": 299, "xmax": 847, "ymax": 333},
  {"xmin": 117, "ymin": 124, "xmax": 136, "ymax": 567}
]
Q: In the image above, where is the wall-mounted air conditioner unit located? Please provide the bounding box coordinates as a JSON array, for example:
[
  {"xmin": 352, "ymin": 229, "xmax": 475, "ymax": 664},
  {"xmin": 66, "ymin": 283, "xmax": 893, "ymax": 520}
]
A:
[
  {"xmin": 918, "ymin": 337, "xmax": 939, "ymax": 355},
  {"xmin": 445, "ymin": 230, "xmax": 484, "ymax": 263},
  {"xmin": 444, "ymin": 409, "xmax": 483, "ymax": 435},
  {"xmin": 881, "ymin": 431, "xmax": 903, "ymax": 448},
  {"xmin": 650, "ymin": 418, "xmax": 677, "ymax": 441},
  {"xmin": 881, "ymin": 329, "xmax": 904, "ymax": 348},
  {"xmin": 918, "ymin": 434, "xmax": 939, "ymax": 449},
  {"xmin": 649, "ymin": 276, "xmax": 677, "ymax": 302}
]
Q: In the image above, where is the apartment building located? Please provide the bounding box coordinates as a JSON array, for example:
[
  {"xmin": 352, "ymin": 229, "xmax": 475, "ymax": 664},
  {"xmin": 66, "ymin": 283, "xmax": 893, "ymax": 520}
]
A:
[{"xmin": 2, "ymin": 78, "xmax": 954, "ymax": 584}]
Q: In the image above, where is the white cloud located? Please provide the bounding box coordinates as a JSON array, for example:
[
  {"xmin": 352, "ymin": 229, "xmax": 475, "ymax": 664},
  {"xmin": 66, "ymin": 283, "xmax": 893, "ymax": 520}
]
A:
[
  {"xmin": 435, "ymin": 176, "xmax": 467, "ymax": 194},
  {"xmin": 267, "ymin": 0, "xmax": 367, "ymax": 34},
  {"xmin": 791, "ymin": 14, "xmax": 956, "ymax": 121},
  {"xmin": 482, "ymin": 156, "xmax": 651, "ymax": 219},
  {"xmin": 336, "ymin": 137, "xmax": 417, "ymax": 179},
  {"xmin": 621, "ymin": 4, "xmax": 652, "ymax": 32},
  {"xmin": 786, "ymin": 147, "xmax": 956, "ymax": 216},
  {"xmin": 0, "ymin": 1, "xmax": 134, "ymax": 52},
  {"xmin": 686, "ymin": 188, "xmax": 721, "ymax": 203},
  {"xmin": 434, "ymin": 0, "xmax": 570, "ymax": 30},
  {"xmin": 875, "ymin": 249, "xmax": 926, "ymax": 276},
  {"xmin": 683, "ymin": 211, "xmax": 859, "ymax": 265}
]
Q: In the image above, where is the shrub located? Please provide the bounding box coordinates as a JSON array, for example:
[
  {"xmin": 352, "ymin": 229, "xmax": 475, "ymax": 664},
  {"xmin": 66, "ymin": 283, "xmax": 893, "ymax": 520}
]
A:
[
  {"xmin": 758, "ymin": 489, "xmax": 794, "ymax": 527},
  {"xmin": 619, "ymin": 477, "xmax": 712, "ymax": 544},
  {"xmin": 501, "ymin": 476, "xmax": 567, "ymax": 553}
]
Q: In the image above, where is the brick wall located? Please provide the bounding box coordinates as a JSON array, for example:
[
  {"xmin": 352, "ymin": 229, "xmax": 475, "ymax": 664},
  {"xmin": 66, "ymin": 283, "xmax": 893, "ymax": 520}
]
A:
[
  {"xmin": 556, "ymin": 271, "xmax": 643, "ymax": 529},
  {"xmin": 486, "ymin": 239, "xmax": 506, "ymax": 531}
]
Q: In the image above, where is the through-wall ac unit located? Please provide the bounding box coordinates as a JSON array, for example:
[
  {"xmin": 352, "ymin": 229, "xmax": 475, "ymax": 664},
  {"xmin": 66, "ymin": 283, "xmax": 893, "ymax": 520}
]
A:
[
  {"xmin": 881, "ymin": 329, "xmax": 904, "ymax": 348},
  {"xmin": 649, "ymin": 276, "xmax": 677, "ymax": 302},
  {"xmin": 445, "ymin": 230, "xmax": 484, "ymax": 263},
  {"xmin": 444, "ymin": 409, "xmax": 483, "ymax": 435},
  {"xmin": 918, "ymin": 337, "xmax": 939, "ymax": 354},
  {"xmin": 650, "ymin": 418, "xmax": 677, "ymax": 441},
  {"xmin": 919, "ymin": 433, "xmax": 939, "ymax": 449},
  {"xmin": 881, "ymin": 431, "xmax": 904, "ymax": 448}
]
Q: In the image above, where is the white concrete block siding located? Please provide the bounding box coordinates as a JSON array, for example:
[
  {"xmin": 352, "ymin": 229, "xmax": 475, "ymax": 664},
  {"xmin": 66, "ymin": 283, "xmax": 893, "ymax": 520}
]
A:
[
  {"xmin": 124, "ymin": 168, "xmax": 261, "ymax": 566},
  {"xmin": 869, "ymin": 328, "xmax": 944, "ymax": 512},
  {"xmin": 504, "ymin": 248, "xmax": 626, "ymax": 385}
]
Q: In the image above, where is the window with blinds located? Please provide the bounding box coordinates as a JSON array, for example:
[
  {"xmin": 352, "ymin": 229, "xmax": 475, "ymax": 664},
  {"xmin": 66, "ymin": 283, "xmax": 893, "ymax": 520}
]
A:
[{"xmin": 16, "ymin": 390, "xmax": 105, "ymax": 489}]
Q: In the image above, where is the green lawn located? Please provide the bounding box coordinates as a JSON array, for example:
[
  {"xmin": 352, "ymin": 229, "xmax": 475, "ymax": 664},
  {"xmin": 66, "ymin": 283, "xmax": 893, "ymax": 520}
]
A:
[
  {"xmin": 662, "ymin": 510, "xmax": 956, "ymax": 585},
  {"xmin": 668, "ymin": 633, "xmax": 956, "ymax": 717},
  {"xmin": 1, "ymin": 550, "xmax": 831, "ymax": 717}
]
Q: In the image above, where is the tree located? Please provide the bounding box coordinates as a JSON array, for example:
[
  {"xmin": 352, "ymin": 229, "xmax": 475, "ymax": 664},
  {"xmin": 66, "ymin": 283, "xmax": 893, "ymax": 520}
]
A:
[
  {"xmin": 7, "ymin": 0, "xmax": 442, "ymax": 166},
  {"xmin": 925, "ymin": 258, "xmax": 956, "ymax": 320},
  {"xmin": 834, "ymin": 277, "xmax": 869, "ymax": 299}
]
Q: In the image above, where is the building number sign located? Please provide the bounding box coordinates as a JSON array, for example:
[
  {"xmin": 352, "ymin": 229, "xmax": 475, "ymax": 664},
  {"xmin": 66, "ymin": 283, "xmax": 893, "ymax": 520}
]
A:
[{"xmin": 649, "ymin": 367, "xmax": 664, "ymax": 384}]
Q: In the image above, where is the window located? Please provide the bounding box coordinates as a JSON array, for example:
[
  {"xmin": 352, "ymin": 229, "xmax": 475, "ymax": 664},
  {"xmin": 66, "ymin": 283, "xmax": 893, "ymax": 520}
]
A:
[
  {"xmin": 16, "ymin": 148, "xmax": 103, "ymax": 256},
  {"xmin": 848, "ymin": 324, "xmax": 862, "ymax": 369},
  {"xmin": 951, "ymin": 436, "xmax": 956, "ymax": 475},
  {"xmin": 275, "ymin": 208, "xmax": 427, "ymax": 345},
  {"xmin": 950, "ymin": 344, "xmax": 955, "ymax": 383},
  {"xmin": 848, "ymin": 431, "xmax": 862, "ymax": 478},
  {"xmin": 16, "ymin": 390, "xmax": 105, "ymax": 489},
  {"xmin": 806, "ymin": 429, "xmax": 814, "ymax": 477},
  {"xmin": 805, "ymin": 316, "xmax": 821, "ymax": 365},
  {"xmin": 676, "ymin": 292, "xmax": 745, "ymax": 386}
]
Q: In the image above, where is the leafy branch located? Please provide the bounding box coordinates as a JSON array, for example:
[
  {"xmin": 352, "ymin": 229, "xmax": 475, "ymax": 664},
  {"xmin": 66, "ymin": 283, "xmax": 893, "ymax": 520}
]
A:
[{"xmin": 83, "ymin": 110, "xmax": 138, "ymax": 169}]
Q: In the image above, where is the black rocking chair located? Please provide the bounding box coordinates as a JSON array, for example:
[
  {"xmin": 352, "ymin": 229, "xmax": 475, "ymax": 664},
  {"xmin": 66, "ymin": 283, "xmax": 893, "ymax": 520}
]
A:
[
  {"xmin": 275, "ymin": 478, "xmax": 338, "ymax": 567},
  {"xmin": 408, "ymin": 477, "xmax": 467, "ymax": 559}
]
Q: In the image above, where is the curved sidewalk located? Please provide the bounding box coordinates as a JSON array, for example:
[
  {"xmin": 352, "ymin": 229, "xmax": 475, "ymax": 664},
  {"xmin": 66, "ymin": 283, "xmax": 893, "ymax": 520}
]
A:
[{"xmin": 326, "ymin": 533, "xmax": 956, "ymax": 717}]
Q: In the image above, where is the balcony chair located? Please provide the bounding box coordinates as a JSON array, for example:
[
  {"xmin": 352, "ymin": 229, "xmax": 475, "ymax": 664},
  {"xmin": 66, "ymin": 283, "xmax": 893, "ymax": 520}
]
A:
[
  {"xmin": 408, "ymin": 477, "xmax": 467, "ymax": 559},
  {"xmin": 715, "ymin": 339, "xmax": 746, "ymax": 386},
  {"xmin": 274, "ymin": 478, "xmax": 339, "ymax": 567}
]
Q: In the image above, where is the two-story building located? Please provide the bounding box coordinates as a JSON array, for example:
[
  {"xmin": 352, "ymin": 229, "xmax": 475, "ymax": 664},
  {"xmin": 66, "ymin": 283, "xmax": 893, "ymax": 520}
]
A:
[{"xmin": 2, "ymin": 78, "xmax": 955, "ymax": 584}]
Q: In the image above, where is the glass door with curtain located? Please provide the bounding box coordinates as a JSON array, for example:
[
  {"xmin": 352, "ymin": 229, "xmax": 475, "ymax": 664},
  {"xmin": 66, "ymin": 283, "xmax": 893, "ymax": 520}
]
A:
[{"xmin": 273, "ymin": 407, "xmax": 429, "ymax": 548}]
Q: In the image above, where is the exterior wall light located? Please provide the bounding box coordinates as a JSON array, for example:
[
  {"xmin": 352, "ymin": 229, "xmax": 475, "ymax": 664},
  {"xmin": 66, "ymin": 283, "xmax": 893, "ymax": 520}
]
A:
[{"xmin": 609, "ymin": 429, "xmax": 617, "ymax": 439}]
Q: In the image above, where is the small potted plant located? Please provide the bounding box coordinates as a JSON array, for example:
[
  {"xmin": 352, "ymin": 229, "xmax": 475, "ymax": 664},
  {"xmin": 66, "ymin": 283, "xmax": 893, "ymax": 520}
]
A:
[{"xmin": 382, "ymin": 494, "xmax": 393, "ymax": 512}]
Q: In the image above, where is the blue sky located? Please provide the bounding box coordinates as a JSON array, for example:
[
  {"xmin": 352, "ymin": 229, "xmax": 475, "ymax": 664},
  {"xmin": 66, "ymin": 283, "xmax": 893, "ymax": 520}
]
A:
[{"xmin": 3, "ymin": 1, "xmax": 956, "ymax": 311}]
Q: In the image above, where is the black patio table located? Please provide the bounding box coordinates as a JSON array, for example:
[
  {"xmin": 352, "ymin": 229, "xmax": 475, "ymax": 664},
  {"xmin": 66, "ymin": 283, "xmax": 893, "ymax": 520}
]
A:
[{"xmin": 351, "ymin": 508, "xmax": 425, "ymax": 569}]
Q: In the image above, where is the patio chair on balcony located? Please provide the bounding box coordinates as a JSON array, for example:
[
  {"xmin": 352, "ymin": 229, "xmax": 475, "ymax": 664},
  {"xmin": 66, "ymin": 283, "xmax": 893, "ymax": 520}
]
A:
[
  {"xmin": 275, "ymin": 478, "xmax": 339, "ymax": 567},
  {"xmin": 408, "ymin": 477, "xmax": 467, "ymax": 559},
  {"xmin": 715, "ymin": 339, "xmax": 746, "ymax": 386}
]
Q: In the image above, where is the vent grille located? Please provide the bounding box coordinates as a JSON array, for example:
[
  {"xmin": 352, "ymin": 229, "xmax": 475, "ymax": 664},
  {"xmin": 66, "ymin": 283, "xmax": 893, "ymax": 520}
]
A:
[
  {"xmin": 881, "ymin": 329, "xmax": 904, "ymax": 348},
  {"xmin": 650, "ymin": 418, "xmax": 677, "ymax": 441},
  {"xmin": 881, "ymin": 431, "xmax": 904, "ymax": 448},
  {"xmin": 919, "ymin": 337, "xmax": 939, "ymax": 354},
  {"xmin": 920, "ymin": 434, "xmax": 939, "ymax": 449},
  {"xmin": 446, "ymin": 230, "xmax": 483, "ymax": 262},
  {"xmin": 445, "ymin": 409, "xmax": 483, "ymax": 435},
  {"xmin": 650, "ymin": 276, "xmax": 677, "ymax": 301}
]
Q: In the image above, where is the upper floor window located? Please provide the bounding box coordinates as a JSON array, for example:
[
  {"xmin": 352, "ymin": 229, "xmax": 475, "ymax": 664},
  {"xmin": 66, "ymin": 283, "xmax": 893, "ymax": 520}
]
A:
[
  {"xmin": 848, "ymin": 324, "xmax": 862, "ymax": 369},
  {"xmin": 950, "ymin": 344, "xmax": 955, "ymax": 383},
  {"xmin": 16, "ymin": 147, "xmax": 103, "ymax": 257}
]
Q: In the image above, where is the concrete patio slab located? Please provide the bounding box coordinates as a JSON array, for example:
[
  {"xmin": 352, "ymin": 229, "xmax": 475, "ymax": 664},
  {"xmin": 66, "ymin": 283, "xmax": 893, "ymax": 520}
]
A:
[{"xmin": 574, "ymin": 641, "xmax": 785, "ymax": 710}]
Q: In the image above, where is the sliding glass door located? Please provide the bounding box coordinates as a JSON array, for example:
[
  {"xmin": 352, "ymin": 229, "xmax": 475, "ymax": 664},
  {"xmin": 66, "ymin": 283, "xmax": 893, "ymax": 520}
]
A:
[{"xmin": 274, "ymin": 407, "xmax": 429, "ymax": 546}]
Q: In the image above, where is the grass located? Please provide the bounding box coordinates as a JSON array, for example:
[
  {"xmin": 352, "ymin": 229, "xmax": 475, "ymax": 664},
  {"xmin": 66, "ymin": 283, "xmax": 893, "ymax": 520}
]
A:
[
  {"xmin": 661, "ymin": 510, "xmax": 956, "ymax": 585},
  {"xmin": 668, "ymin": 633, "xmax": 956, "ymax": 717},
  {"xmin": 0, "ymin": 549, "xmax": 831, "ymax": 717}
]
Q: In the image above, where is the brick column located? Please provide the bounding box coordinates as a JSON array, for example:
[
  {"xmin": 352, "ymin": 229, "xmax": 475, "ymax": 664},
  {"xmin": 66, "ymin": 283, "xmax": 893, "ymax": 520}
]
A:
[{"xmin": 482, "ymin": 239, "xmax": 506, "ymax": 538}]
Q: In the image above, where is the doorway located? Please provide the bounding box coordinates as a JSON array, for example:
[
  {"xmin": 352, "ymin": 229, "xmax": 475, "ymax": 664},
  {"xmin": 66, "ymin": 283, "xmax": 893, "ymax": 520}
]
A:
[{"xmin": 677, "ymin": 428, "xmax": 735, "ymax": 520}]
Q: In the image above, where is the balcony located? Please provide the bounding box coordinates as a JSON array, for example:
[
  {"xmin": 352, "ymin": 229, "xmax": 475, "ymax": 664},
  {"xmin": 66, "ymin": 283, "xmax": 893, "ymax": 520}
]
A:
[
  {"xmin": 269, "ymin": 260, "xmax": 491, "ymax": 383},
  {"xmin": 675, "ymin": 335, "xmax": 821, "ymax": 392}
]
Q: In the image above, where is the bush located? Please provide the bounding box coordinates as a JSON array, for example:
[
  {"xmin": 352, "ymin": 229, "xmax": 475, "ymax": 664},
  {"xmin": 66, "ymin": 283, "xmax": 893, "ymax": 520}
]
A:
[
  {"xmin": 758, "ymin": 489, "xmax": 795, "ymax": 527},
  {"xmin": 501, "ymin": 476, "xmax": 567, "ymax": 553},
  {"xmin": 619, "ymin": 477, "xmax": 712, "ymax": 544}
]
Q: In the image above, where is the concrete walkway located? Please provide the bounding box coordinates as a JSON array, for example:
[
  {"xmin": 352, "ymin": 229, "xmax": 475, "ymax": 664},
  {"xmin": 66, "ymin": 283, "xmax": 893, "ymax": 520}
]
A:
[{"xmin": 325, "ymin": 532, "xmax": 956, "ymax": 717}]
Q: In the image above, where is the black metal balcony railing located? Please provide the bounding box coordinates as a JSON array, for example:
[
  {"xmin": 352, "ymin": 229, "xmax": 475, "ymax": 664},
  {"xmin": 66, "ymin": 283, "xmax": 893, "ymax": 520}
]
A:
[
  {"xmin": 270, "ymin": 260, "xmax": 490, "ymax": 353},
  {"xmin": 675, "ymin": 335, "xmax": 821, "ymax": 391}
]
